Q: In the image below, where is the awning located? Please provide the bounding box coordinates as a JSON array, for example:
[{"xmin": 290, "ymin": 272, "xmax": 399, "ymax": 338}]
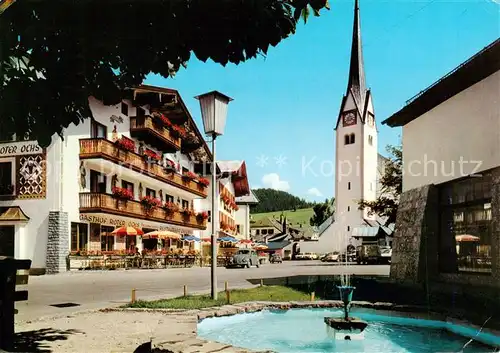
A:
[
  {"xmin": 0, "ymin": 207, "xmax": 30, "ymax": 223},
  {"xmin": 219, "ymin": 236, "xmax": 238, "ymax": 243},
  {"xmin": 352, "ymin": 226, "xmax": 380, "ymax": 238},
  {"xmin": 182, "ymin": 235, "xmax": 201, "ymax": 242}
]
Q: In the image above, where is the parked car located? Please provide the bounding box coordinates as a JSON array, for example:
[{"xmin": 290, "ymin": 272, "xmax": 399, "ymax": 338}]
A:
[
  {"xmin": 339, "ymin": 251, "xmax": 356, "ymax": 262},
  {"xmin": 295, "ymin": 253, "xmax": 306, "ymax": 260},
  {"xmin": 321, "ymin": 252, "xmax": 340, "ymax": 262},
  {"xmin": 299, "ymin": 252, "xmax": 318, "ymax": 260},
  {"xmin": 227, "ymin": 249, "xmax": 260, "ymax": 268},
  {"xmin": 270, "ymin": 253, "xmax": 283, "ymax": 264},
  {"xmin": 356, "ymin": 245, "xmax": 381, "ymax": 265}
]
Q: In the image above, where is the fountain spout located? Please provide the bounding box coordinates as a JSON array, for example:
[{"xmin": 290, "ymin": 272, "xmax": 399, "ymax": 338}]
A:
[{"xmin": 338, "ymin": 285, "xmax": 355, "ymax": 321}]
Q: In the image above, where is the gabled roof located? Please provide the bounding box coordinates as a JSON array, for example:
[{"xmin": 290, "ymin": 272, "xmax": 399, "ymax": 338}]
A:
[
  {"xmin": 217, "ymin": 160, "xmax": 250, "ymax": 197},
  {"xmin": 236, "ymin": 189, "xmax": 259, "ymax": 205},
  {"xmin": 250, "ymin": 217, "xmax": 281, "ymax": 230},
  {"xmin": 383, "ymin": 38, "xmax": 500, "ymax": 127}
]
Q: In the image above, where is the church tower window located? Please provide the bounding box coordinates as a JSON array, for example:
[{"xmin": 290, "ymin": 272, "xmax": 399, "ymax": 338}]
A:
[
  {"xmin": 368, "ymin": 135, "xmax": 373, "ymax": 145},
  {"xmin": 347, "ymin": 226, "xmax": 350, "ymax": 232},
  {"xmin": 344, "ymin": 135, "xmax": 350, "ymax": 145},
  {"xmin": 348, "ymin": 182, "xmax": 351, "ymax": 190},
  {"xmin": 350, "ymin": 133, "xmax": 355, "ymax": 144},
  {"xmin": 348, "ymin": 206, "xmax": 350, "ymax": 212}
]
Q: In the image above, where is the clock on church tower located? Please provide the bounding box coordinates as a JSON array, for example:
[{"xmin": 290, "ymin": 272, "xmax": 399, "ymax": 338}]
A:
[{"xmin": 342, "ymin": 112, "xmax": 357, "ymax": 127}]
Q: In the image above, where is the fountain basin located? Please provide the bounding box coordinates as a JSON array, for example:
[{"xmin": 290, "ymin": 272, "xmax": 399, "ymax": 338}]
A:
[{"xmin": 324, "ymin": 317, "xmax": 368, "ymax": 333}]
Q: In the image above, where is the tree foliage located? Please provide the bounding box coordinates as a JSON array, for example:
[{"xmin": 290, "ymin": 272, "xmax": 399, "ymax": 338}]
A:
[
  {"xmin": 358, "ymin": 144, "xmax": 402, "ymax": 225},
  {"xmin": 309, "ymin": 198, "xmax": 334, "ymax": 226},
  {"xmin": 251, "ymin": 188, "xmax": 315, "ymax": 214},
  {"xmin": 0, "ymin": 0, "xmax": 329, "ymax": 147}
]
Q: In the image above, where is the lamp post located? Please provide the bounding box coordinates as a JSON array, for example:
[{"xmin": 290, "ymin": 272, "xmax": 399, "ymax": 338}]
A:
[{"xmin": 195, "ymin": 91, "xmax": 233, "ymax": 300}]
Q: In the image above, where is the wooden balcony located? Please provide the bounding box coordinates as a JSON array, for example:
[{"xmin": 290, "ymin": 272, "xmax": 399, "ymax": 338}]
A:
[
  {"xmin": 79, "ymin": 192, "xmax": 207, "ymax": 230},
  {"xmin": 130, "ymin": 116, "xmax": 181, "ymax": 152},
  {"xmin": 79, "ymin": 138, "xmax": 208, "ymax": 198}
]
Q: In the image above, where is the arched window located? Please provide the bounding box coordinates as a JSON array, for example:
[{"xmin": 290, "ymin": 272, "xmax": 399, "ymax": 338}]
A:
[
  {"xmin": 350, "ymin": 133, "xmax": 355, "ymax": 144},
  {"xmin": 344, "ymin": 134, "xmax": 350, "ymax": 145}
]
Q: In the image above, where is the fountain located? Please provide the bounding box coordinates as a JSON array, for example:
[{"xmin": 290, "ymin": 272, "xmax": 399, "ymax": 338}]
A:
[{"xmin": 324, "ymin": 241, "xmax": 368, "ymax": 338}]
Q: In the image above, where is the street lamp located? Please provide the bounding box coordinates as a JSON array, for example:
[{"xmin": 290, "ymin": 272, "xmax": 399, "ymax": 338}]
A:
[{"xmin": 195, "ymin": 91, "xmax": 233, "ymax": 300}]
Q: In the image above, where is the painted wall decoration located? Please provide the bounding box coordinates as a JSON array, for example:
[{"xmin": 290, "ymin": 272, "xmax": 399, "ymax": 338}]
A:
[{"xmin": 17, "ymin": 153, "xmax": 46, "ymax": 199}]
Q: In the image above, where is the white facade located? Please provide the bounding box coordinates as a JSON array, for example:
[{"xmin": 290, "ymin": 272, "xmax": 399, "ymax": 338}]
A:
[
  {"xmin": 402, "ymin": 70, "xmax": 500, "ymax": 191},
  {"xmin": 234, "ymin": 205, "xmax": 250, "ymax": 240},
  {"xmin": 0, "ymin": 90, "xmax": 211, "ymax": 272}
]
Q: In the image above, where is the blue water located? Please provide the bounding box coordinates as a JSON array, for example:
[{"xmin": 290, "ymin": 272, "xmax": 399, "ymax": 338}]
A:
[{"xmin": 197, "ymin": 308, "xmax": 498, "ymax": 353}]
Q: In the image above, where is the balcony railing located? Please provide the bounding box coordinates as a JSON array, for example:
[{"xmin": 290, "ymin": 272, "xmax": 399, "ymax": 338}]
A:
[
  {"xmin": 79, "ymin": 138, "xmax": 208, "ymax": 198},
  {"xmin": 130, "ymin": 116, "xmax": 181, "ymax": 152},
  {"xmin": 79, "ymin": 192, "xmax": 207, "ymax": 230}
]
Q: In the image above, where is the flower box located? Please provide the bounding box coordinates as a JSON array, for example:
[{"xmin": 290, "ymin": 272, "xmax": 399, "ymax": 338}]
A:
[
  {"xmin": 163, "ymin": 201, "xmax": 179, "ymax": 214},
  {"xmin": 198, "ymin": 177, "xmax": 210, "ymax": 187},
  {"xmin": 196, "ymin": 211, "xmax": 209, "ymax": 222},
  {"xmin": 182, "ymin": 171, "xmax": 198, "ymax": 181},
  {"xmin": 140, "ymin": 196, "xmax": 162, "ymax": 210},
  {"xmin": 152, "ymin": 112, "xmax": 173, "ymax": 128},
  {"xmin": 143, "ymin": 149, "xmax": 162, "ymax": 162},
  {"xmin": 115, "ymin": 136, "xmax": 136, "ymax": 152},
  {"xmin": 112, "ymin": 187, "xmax": 134, "ymax": 200}
]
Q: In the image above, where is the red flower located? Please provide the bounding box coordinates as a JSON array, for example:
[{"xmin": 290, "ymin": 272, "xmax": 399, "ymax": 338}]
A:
[
  {"xmin": 115, "ymin": 136, "xmax": 135, "ymax": 152},
  {"xmin": 112, "ymin": 187, "xmax": 134, "ymax": 200},
  {"xmin": 196, "ymin": 211, "xmax": 209, "ymax": 220},
  {"xmin": 140, "ymin": 196, "xmax": 162, "ymax": 210},
  {"xmin": 181, "ymin": 208, "xmax": 195, "ymax": 217},
  {"xmin": 163, "ymin": 201, "xmax": 179, "ymax": 213},
  {"xmin": 160, "ymin": 114, "xmax": 172, "ymax": 127},
  {"xmin": 198, "ymin": 177, "xmax": 210, "ymax": 187},
  {"xmin": 144, "ymin": 149, "xmax": 162, "ymax": 161},
  {"xmin": 165, "ymin": 159, "xmax": 177, "ymax": 170},
  {"xmin": 182, "ymin": 171, "xmax": 198, "ymax": 180}
]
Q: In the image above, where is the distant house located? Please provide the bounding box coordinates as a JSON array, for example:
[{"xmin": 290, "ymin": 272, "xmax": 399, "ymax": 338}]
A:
[
  {"xmin": 250, "ymin": 217, "xmax": 282, "ymax": 243},
  {"xmin": 235, "ymin": 190, "xmax": 259, "ymax": 240}
]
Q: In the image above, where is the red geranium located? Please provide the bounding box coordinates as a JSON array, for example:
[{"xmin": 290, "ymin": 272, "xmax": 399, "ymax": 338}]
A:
[
  {"xmin": 140, "ymin": 196, "xmax": 162, "ymax": 210},
  {"xmin": 160, "ymin": 114, "xmax": 172, "ymax": 128},
  {"xmin": 182, "ymin": 171, "xmax": 198, "ymax": 180},
  {"xmin": 196, "ymin": 211, "xmax": 209, "ymax": 220},
  {"xmin": 171, "ymin": 125, "xmax": 187, "ymax": 139},
  {"xmin": 163, "ymin": 201, "xmax": 179, "ymax": 214},
  {"xmin": 112, "ymin": 187, "xmax": 134, "ymax": 200},
  {"xmin": 198, "ymin": 177, "xmax": 210, "ymax": 187},
  {"xmin": 115, "ymin": 136, "xmax": 135, "ymax": 152},
  {"xmin": 144, "ymin": 149, "xmax": 162, "ymax": 162}
]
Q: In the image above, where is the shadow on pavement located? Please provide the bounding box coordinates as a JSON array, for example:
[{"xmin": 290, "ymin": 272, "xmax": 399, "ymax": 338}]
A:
[{"xmin": 12, "ymin": 328, "xmax": 83, "ymax": 352}]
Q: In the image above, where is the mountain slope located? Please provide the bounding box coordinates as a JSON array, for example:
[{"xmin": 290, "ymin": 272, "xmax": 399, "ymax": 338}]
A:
[{"xmin": 251, "ymin": 188, "xmax": 315, "ymax": 214}]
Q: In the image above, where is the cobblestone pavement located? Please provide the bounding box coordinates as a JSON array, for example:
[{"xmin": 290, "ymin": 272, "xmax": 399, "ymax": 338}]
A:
[{"xmin": 16, "ymin": 261, "xmax": 389, "ymax": 322}]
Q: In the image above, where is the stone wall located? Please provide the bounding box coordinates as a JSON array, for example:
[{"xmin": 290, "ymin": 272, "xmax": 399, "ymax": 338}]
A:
[
  {"xmin": 45, "ymin": 211, "xmax": 69, "ymax": 274},
  {"xmin": 390, "ymin": 184, "xmax": 439, "ymax": 283}
]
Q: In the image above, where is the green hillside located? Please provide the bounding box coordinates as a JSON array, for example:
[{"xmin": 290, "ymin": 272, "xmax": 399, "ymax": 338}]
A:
[{"xmin": 251, "ymin": 208, "xmax": 314, "ymax": 228}]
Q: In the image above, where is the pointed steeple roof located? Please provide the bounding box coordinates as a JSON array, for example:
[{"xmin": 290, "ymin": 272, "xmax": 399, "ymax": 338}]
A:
[{"xmin": 346, "ymin": 0, "xmax": 367, "ymax": 110}]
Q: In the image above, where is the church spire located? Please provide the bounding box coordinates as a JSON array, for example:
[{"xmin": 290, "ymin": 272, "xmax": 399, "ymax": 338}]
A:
[{"xmin": 346, "ymin": 0, "xmax": 367, "ymax": 110}]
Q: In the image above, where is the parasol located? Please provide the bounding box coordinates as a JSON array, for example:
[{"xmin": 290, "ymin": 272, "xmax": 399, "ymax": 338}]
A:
[
  {"xmin": 182, "ymin": 235, "xmax": 201, "ymax": 242},
  {"xmin": 110, "ymin": 226, "xmax": 144, "ymax": 236},
  {"xmin": 254, "ymin": 244, "xmax": 268, "ymax": 250},
  {"xmin": 455, "ymin": 234, "xmax": 480, "ymax": 242},
  {"xmin": 143, "ymin": 230, "xmax": 181, "ymax": 240},
  {"xmin": 238, "ymin": 239, "xmax": 253, "ymax": 244}
]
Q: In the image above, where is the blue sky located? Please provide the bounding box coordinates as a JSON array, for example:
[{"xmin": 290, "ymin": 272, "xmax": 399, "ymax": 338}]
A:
[{"xmin": 145, "ymin": 0, "xmax": 499, "ymax": 202}]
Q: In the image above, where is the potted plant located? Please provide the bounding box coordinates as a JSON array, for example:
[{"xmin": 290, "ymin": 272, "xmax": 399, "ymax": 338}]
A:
[
  {"xmin": 140, "ymin": 196, "xmax": 161, "ymax": 211},
  {"xmin": 112, "ymin": 187, "xmax": 134, "ymax": 200},
  {"xmin": 143, "ymin": 149, "xmax": 162, "ymax": 163},
  {"xmin": 115, "ymin": 136, "xmax": 136, "ymax": 152},
  {"xmin": 181, "ymin": 208, "xmax": 195, "ymax": 218},
  {"xmin": 182, "ymin": 171, "xmax": 198, "ymax": 181},
  {"xmin": 196, "ymin": 211, "xmax": 209, "ymax": 223},
  {"xmin": 163, "ymin": 201, "xmax": 179, "ymax": 215},
  {"xmin": 197, "ymin": 177, "xmax": 209, "ymax": 188}
]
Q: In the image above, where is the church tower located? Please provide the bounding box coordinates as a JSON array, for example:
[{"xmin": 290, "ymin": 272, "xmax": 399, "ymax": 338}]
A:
[{"xmin": 334, "ymin": 0, "xmax": 378, "ymax": 236}]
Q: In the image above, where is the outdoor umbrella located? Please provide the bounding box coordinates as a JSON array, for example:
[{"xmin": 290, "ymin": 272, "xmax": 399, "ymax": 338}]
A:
[
  {"xmin": 455, "ymin": 234, "xmax": 480, "ymax": 242},
  {"xmin": 143, "ymin": 230, "xmax": 181, "ymax": 240},
  {"xmin": 218, "ymin": 236, "xmax": 238, "ymax": 243},
  {"xmin": 254, "ymin": 244, "xmax": 268, "ymax": 250},
  {"xmin": 238, "ymin": 239, "xmax": 253, "ymax": 244},
  {"xmin": 111, "ymin": 226, "xmax": 144, "ymax": 236},
  {"xmin": 182, "ymin": 235, "xmax": 201, "ymax": 242}
]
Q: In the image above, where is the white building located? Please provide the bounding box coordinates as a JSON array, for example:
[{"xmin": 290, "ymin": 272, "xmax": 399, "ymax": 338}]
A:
[
  {"xmin": 0, "ymin": 85, "xmax": 216, "ymax": 274},
  {"xmin": 383, "ymin": 38, "xmax": 500, "ymax": 285},
  {"xmin": 301, "ymin": 0, "xmax": 391, "ymax": 255},
  {"xmin": 235, "ymin": 190, "xmax": 259, "ymax": 240}
]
